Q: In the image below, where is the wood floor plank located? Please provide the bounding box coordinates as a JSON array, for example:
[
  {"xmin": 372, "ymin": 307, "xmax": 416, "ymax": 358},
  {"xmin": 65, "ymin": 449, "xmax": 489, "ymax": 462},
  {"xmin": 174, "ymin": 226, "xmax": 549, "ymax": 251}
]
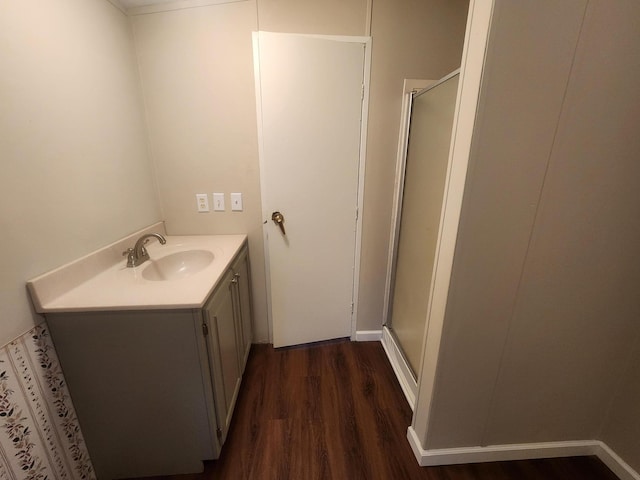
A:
[{"xmin": 132, "ymin": 340, "xmax": 620, "ymax": 480}]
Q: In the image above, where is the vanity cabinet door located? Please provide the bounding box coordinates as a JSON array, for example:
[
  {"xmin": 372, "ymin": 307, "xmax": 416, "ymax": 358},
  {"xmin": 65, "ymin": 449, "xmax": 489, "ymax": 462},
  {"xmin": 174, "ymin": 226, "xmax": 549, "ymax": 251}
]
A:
[
  {"xmin": 202, "ymin": 269, "xmax": 242, "ymax": 446},
  {"xmin": 231, "ymin": 246, "xmax": 253, "ymax": 370}
]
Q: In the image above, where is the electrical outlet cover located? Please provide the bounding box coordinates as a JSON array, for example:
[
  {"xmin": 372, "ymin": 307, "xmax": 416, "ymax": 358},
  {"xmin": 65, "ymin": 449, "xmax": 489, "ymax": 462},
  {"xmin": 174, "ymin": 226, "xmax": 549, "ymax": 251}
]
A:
[{"xmin": 196, "ymin": 193, "xmax": 210, "ymax": 212}]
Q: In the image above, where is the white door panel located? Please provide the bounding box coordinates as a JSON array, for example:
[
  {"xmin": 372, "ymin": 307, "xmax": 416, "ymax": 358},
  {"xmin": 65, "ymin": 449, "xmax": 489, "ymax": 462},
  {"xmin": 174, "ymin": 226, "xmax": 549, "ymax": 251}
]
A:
[{"xmin": 255, "ymin": 32, "xmax": 365, "ymax": 347}]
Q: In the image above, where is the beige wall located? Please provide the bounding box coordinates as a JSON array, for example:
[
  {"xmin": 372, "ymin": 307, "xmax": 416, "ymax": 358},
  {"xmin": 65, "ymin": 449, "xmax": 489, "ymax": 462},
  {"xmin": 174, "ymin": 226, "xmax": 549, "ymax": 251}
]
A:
[
  {"xmin": 591, "ymin": 0, "xmax": 640, "ymax": 470},
  {"xmin": 131, "ymin": 0, "xmax": 469, "ymax": 341},
  {"xmin": 130, "ymin": 1, "xmax": 270, "ymax": 341},
  {"xmin": 359, "ymin": 0, "xmax": 468, "ymax": 331},
  {"xmin": 257, "ymin": 0, "xmax": 368, "ymax": 36},
  {"xmin": 0, "ymin": 0, "xmax": 160, "ymax": 347},
  {"xmin": 424, "ymin": 0, "xmax": 640, "ymax": 460},
  {"xmin": 601, "ymin": 335, "xmax": 640, "ymax": 473}
]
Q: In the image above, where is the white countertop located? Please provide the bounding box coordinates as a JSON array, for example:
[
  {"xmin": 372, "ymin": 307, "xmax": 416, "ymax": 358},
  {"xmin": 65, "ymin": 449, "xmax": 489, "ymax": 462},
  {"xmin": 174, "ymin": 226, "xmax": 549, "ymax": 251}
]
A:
[{"xmin": 28, "ymin": 225, "xmax": 247, "ymax": 313}]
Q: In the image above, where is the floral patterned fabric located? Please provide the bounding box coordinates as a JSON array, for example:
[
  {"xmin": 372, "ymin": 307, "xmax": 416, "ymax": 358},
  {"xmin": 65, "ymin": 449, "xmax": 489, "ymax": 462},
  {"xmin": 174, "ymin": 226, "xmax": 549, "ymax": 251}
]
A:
[{"xmin": 0, "ymin": 324, "xmax": 95, "ymax": 480}]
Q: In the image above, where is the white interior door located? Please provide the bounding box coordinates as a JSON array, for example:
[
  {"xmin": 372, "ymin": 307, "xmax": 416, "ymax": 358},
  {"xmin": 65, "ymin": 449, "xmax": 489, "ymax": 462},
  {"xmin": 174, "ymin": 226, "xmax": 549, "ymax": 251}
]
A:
[{"xmin": 254, "ymin": 32, "xmax": 366, "ymax": 348}]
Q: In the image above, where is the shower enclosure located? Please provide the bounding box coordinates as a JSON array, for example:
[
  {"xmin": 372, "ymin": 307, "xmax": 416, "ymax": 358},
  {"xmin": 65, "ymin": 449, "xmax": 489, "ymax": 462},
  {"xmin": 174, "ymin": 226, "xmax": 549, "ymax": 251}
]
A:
[{"xmin": 384, "ymin": 71, "xmax": 460, "ymax": 408}]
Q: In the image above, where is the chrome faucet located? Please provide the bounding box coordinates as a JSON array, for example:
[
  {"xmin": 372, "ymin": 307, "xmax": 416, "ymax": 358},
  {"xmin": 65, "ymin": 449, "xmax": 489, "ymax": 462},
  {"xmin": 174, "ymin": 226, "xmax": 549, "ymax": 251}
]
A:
[{"xmin": 122, "ymin": 233, "xmax": 166, "ymax": 268}]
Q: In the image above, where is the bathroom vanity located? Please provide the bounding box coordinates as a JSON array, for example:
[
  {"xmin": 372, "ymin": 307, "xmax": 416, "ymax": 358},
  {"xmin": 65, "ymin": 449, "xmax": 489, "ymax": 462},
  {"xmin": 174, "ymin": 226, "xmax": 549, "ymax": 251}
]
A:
[{"xmin": 27, "ymin": 224, "xmax": 253, "ymax": 479}]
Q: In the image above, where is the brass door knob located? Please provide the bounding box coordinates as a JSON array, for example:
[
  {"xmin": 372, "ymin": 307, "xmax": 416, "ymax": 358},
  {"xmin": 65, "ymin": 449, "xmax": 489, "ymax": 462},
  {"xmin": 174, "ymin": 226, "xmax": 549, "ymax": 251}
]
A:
[{"xmin": 271, "ymin": 211, "xmax": 286, "ymax": 235}]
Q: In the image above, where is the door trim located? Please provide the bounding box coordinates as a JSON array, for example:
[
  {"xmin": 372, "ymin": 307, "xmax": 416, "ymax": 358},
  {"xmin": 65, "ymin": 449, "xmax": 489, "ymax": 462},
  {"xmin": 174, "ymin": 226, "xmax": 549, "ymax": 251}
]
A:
[
  {"xmin": 382, "ymin": 78, "xmax": 434, "ymax": 329},
  {"xmin": 252, "ymin": 32, "xmax": 372, "ymax": 344},
  {"xmin": 411, "ymin": 0, "xmax": 495, "ymax": 447}
]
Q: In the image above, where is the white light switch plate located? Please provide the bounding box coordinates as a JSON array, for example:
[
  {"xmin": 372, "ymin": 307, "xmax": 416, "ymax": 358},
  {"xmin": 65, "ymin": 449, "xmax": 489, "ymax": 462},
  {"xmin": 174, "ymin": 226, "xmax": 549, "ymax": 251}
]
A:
[
  {"xmin": 196, "ymin": 193, "xmax": 209, "ymax": 212},
  {"xmin": 231, "ymin": 192, "xmax": 243, "ymax": 211},
  {"xmin": 213, "ymin": 193, "xmax": 225, "ymax": 211}
]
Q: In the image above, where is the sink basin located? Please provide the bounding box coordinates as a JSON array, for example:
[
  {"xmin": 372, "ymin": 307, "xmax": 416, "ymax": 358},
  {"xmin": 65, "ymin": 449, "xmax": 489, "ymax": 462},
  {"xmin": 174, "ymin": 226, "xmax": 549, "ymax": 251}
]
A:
[{"xmin": 142, "ymin": 250, "xmax": 214, "ymax": 281}]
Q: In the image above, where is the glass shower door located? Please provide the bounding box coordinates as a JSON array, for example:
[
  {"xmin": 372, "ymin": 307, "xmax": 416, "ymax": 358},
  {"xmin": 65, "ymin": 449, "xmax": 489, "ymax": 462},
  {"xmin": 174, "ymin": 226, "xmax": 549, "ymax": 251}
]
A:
[{"xmin": 388, "ymin": 72, "xmax": 460, "ymax": 378}]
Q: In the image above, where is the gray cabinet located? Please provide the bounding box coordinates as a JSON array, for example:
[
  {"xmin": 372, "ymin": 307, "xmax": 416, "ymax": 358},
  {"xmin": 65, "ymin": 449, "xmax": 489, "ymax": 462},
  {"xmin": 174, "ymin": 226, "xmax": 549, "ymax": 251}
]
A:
[
  {"xmin": 200, "ymin": 243, "xmax": 252, "ymax": 446},
  {"xmin": 45, "ymin": 243, "xmax": 253, "ymax": 479},
  {"xmin": 231, "ymin": 245, "xmax": 253, "ymax": 369},
  {"xmin": 202, "ymin": 269, "xmax": 241, "ymax": 446}
]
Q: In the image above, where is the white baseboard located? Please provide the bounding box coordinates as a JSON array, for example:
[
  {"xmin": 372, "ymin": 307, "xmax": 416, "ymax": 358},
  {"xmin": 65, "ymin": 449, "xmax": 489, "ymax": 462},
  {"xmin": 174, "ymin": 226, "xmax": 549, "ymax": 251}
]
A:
[
  {"xmin": 354, "ymin": 330, "xmax": 383, "ymax": 341},
  {"xmin": 597, "ymin": 442, "xmax": 640, "ymax": 480},
  {"xmin": 406, "ymin": 427, "xmax": 639, "ymax": 480},
  {"xmin": 381, "ymin": 326, "xmax": 416, "ymax": 410},
  {"xmin": 406, "ymin": 427, "xmax": 599, "ymax": 466}
]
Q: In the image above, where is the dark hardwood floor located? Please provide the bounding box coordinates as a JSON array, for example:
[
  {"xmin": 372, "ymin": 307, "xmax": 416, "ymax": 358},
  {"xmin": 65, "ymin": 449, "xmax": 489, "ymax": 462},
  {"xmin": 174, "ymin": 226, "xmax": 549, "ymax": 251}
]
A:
[{"xmin": 145, "ymin": 340, "xmax": 619, "ymax": 480}]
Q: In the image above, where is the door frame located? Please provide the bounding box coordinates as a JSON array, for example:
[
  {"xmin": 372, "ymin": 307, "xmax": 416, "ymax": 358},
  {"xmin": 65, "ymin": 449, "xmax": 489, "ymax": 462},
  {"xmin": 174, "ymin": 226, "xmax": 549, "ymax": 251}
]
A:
[
  {"xmin": 408, "ymin": 0, "xmax": 495, "ymax": 455},
  {"xmin": 252, "ymin": 32, "xmax": 372, "ymax": 344},
  {"xmin": 380, "ymin": 78, "xmax": 433, "ymax": 409},
  {"xmin": 382, "ymin": 78, "xmax": 435, "ymax": 330},
  {"xmin": 381, "ymin": 72, "xmax": 461, "ymax": 408}
]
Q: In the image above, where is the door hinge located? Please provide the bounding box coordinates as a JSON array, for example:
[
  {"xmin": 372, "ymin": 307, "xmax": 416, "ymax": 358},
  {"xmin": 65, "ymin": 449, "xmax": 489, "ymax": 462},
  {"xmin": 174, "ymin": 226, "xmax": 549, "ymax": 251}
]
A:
[
  {"xmin": 216, "ymin": 427, "xmax": 223, "ymax": 440},
  {"xmin": 202, "ymin": 322, "xmax": 209, "ymax": 336},
  {"xmin": 355, "ymin": 207, "xmax": 359, "ymax": 221},
  {"xmin": 351, "ymin": 302, "xmax": 354, "ymax": 315},
  {"xmin": 361, "ymin": 84, "xmax": 365, "ymax": 100}
]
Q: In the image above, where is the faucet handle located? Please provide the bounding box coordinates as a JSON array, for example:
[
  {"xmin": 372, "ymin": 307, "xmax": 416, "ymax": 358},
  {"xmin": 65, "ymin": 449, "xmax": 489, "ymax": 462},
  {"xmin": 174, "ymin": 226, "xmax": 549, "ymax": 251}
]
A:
[{"xmin": 122, "ymin": 248, "xmax": 135, "ymax": 268}]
